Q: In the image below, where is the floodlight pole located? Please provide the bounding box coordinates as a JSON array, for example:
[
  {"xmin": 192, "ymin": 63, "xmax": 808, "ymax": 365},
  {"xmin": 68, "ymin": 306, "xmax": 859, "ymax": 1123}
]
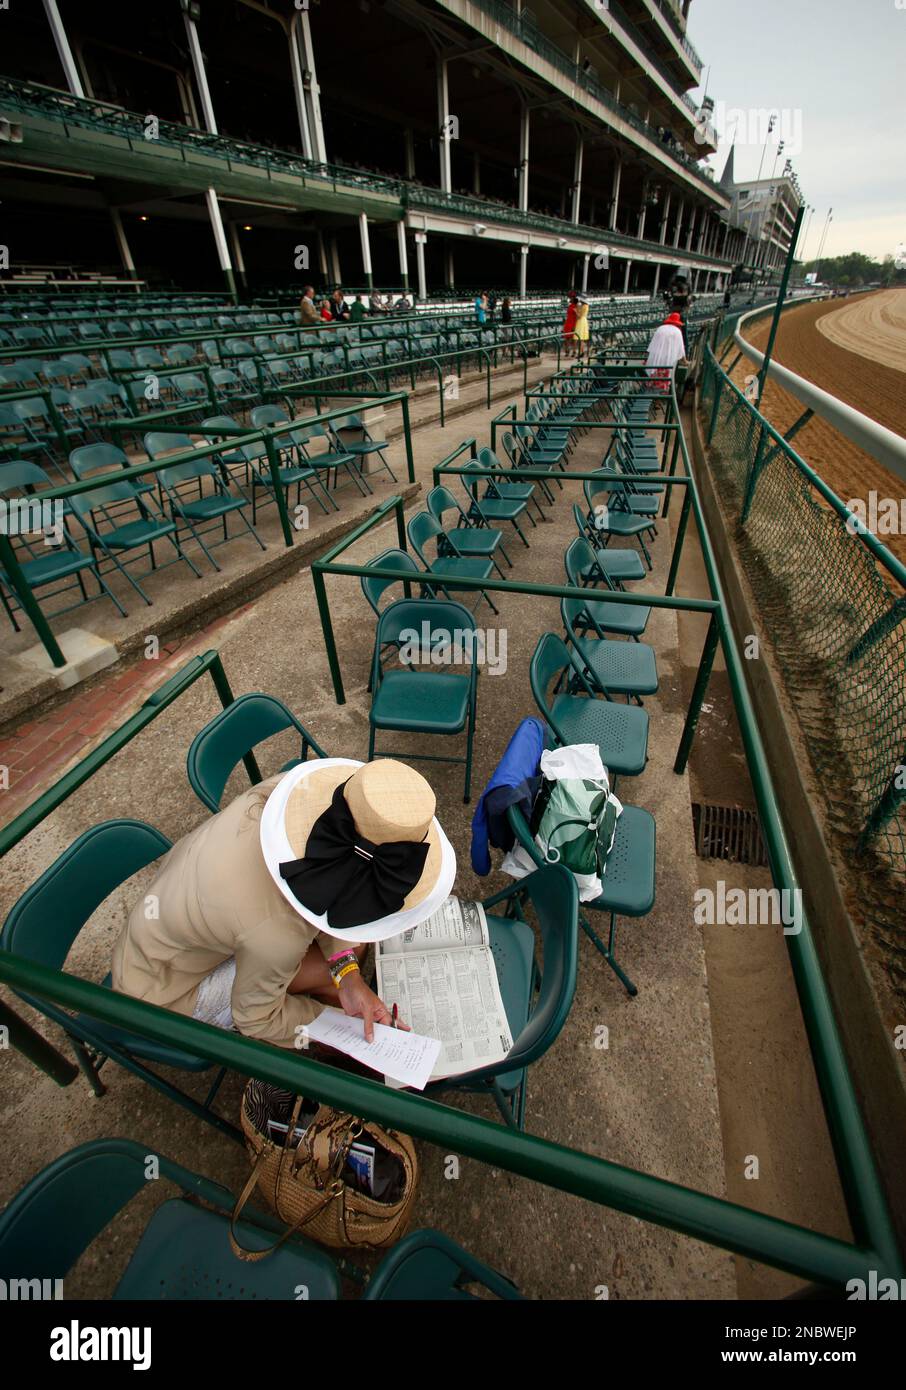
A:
[{"xmin": 757, "ymin": 203, "xmax": 804, "ymax": 395}]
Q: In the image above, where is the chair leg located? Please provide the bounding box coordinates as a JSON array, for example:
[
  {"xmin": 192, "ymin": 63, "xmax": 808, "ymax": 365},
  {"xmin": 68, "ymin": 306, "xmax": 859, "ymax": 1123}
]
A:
[
  {"xmin": 237, "ymin": 505, "xmax": 267, "ymax": 552},
  {"xmin": 0, "ymin": 582, "xmax": 21, "ymax": 633},
  {"xmin": 375, "ymin": 449, "xmax": 397, "ymax": 482},
  {"xmin": 463, "ymin": 690, "xmax": 476, "ymax": 803},
  {"xmin": 68, "ymin": 1034, "xmax": 107, "ymax": 1096},
  {"xmin": 579, "ymin": 912, "xmax": 638, "ymax": 996},
  {"xmin": 511, "ymin": 518, "xmax": 531, "ymax": 549},
  {"xmin": 489, "ymin": 1077, "xmax": 519, "ymax": 1128},
  {"xmin": 95, "ymin": 567, "xmax": 128, "ymax": 619}
]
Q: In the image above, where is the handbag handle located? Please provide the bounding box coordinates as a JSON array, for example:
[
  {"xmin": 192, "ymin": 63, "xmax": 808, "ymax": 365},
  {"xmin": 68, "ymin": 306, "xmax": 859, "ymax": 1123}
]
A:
[
  {"xmin": 228, "ymin": 1099, "xmax": 359, "ymax": 1262},
  {"xmin": 228, "ymin": 1138, "xmax": 344, "ymax": 1263}
]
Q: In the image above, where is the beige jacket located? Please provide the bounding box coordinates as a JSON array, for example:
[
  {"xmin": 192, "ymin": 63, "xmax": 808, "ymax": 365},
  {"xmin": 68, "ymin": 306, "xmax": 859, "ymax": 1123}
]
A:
[
  {"xmin": 112, "ymin": 777, "xmax": 352, "ymax": 1049},
  {"xmin": 299, "ymin": 295, "xmax": 320, "ymax": 327}
]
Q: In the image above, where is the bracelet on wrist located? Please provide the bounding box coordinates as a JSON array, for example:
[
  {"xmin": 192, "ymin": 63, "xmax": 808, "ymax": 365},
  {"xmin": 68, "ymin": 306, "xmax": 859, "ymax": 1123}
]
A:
[
  {"xmin": 328, "ymin": 948, "xmax": 357, "ymax": 964},
  {"xmin": 331, "ymin": 960, "xmax": 360, "ymax": 988}
]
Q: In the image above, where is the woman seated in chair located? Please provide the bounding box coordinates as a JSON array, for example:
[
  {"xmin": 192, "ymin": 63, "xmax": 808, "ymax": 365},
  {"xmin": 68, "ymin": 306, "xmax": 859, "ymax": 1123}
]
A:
[{"xmin": 112, "ymin": 760, "xmax": 454, "ymax": 1047}]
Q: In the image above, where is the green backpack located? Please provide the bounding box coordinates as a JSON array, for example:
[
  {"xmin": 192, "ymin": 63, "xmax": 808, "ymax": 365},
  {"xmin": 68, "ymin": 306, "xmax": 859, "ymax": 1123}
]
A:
[{"xmin": 531, "ymin": 776, "xmax": 618, "ymax": 878}]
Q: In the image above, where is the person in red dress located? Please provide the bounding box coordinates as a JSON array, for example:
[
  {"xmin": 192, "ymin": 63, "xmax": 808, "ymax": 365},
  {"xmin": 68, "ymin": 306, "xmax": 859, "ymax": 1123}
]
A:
[{"xmin": 562, "ymin": 293, "xmax": 579, "ymax": 358}]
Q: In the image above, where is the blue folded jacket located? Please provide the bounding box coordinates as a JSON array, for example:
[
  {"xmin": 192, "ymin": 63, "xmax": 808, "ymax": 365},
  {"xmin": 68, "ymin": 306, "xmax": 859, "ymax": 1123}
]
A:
[{"xmin": 470, "ymin": 716, "xmax": 546, "ymax": 875}]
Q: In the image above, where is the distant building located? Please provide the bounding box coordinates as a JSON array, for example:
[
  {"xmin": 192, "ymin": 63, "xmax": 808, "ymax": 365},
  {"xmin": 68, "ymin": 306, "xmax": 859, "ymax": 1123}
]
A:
[{"xmin": 719, "ymin": 149, "xmax": 803, "ymax": 275}]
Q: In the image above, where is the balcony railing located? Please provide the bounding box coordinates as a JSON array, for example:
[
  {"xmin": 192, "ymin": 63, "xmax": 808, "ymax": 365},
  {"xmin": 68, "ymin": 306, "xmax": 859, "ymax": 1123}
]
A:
[
  {"xmin": 405, "ymin": 185, "xmax": 732, "ymax": 266},
  {"xmin": 464, "ymin": 1, "xmax": 719, "ymax": 192},
  {"xmin": 0, "ymin": 74, "xmax": 729, "ymax": 256},
  {"xmin": 649, "ymin": 0, "xmax": 704, "ymax": 71},
  {"xmin": 0, "ymin": 76, "xmax": 405, "ymax": 201},
  {"xmin": 605, "ymin": 0, "xmax": 703, "ymax": 91}
]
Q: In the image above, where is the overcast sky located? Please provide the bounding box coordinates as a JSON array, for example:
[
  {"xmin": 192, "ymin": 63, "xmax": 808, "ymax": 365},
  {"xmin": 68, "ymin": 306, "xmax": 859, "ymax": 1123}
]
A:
[{"xmin": 687, "ymin": 0, "xmax": 905, "ymax": 263}]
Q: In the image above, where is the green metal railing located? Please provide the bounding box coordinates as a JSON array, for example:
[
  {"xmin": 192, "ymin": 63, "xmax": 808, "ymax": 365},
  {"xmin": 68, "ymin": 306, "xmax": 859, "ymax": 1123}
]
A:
[
  {"xmin": 300, "ymin": 375, "xmax": 902, "ymax": 1284},
  {"xmin": 0, "ymin": 393, "xmax": 416, "ymax": 668},
  {"xmin": 0, "ymin": 362, "xmax": 902, "ymax": 1287},
  {"xmin": 700, "ymin": 341, "xmax": 906, "ymax": 987},
  {"xmin": 0, "ymin": 624, "xmax": 900, "ymax": 1287}
]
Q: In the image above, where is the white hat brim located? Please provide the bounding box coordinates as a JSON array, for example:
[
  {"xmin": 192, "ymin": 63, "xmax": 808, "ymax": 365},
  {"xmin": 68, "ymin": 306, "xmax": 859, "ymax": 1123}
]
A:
[{"xmin": 260, "ymin": 758, "xmax": 457, "ymax": 944}]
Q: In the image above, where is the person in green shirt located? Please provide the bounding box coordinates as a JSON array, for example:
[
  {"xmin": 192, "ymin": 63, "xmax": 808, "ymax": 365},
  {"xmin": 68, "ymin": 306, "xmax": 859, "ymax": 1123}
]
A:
[{"xmin": 349, "ymin": 294, "xmax": 367, "ymax": 322}]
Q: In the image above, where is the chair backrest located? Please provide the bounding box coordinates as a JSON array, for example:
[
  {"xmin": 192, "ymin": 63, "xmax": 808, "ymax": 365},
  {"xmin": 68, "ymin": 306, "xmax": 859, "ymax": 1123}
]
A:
[
  {"xmin": 560, "ymin": 594, "xmax": 603, "ymax": 646},
  {"xmin": 360, "ymin": 548, "xmax": 421, "ymax": 616},
  {"xmin": 160, "ymin": 455, "xmax": 217, "ymax": 487},
  {"xmin": 407, "ymin": 511, "xmax": 442, "ymax": 566},
  {"xmin": 426, "ymin": 486, "xmax": 465, "ymax": 528},
  {"xmin": 60, "ymin": 354, "xmax": 91, "ymax": 373},
  {"xmin": 0, "ymin": 821, "xmax": 172, "ymax": 970},
  {"xmin": 0, "ymin": 365, "xmax": 37, "ymax": 387},
  {"xmin": 250, "ymin": 405, "xmax": 288, "ymax": 429},
  {"xmin": 529, "ymin": 631, "xmax": 593, "ymax": 723},
  {"xmin": 374, "ymin": 597, "xmax": 476, "ymax": 658},
  {"xmin": 583, "ymin": 475, "xmax": 612, "ymax": 513},
  {"xmin": 571, "ymin": 502, "xmax": 591, "ymax": 543},
  {"xmin": 460, "ymin": 461, "xmax": 488, "ymax": 503},
  {"xmin": 476, "ymin": 446, "xmax": 502, "ymax": 470},
  {"xmin": 174, "ymin": 374, "xmax": 207, "ymax": 398},
  {"xmin": 144, "ymin": 431, "xmax": 195, "ymax": 460},
  {"xmin": 14, "ymin": 396, "xmax": 49, "ymax": 423},
  {"xmin": 70, "ymin": 442, "xmax": 130, "ymax": 479},
  {"xmin": 68, "ymin": 478, "xmax": 141, "ymax": 523},
  {"xmin": 499, "ymin": 433, "xmax": 522, "ymax": 468},
  {"xmin": 482, "ymin": 864, "xmax": 578, "ymax": 1075},
  {"xmin": 186, "ymin": 693, "xmax": 325, "ymax": 813},
  {"xmin": 0, "ymin": 459, "xmax": 54, "ymax": 495}
]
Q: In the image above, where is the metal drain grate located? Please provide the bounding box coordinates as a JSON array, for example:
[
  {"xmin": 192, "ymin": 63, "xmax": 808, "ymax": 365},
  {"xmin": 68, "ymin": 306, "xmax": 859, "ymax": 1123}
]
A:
[{"xmin": 691, "ymin": 803, "xmax": 769, "ymax": 867}]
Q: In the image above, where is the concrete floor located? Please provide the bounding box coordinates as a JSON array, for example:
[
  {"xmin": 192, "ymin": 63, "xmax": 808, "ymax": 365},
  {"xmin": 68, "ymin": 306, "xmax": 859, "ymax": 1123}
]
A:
[{"xmin": 0, "ymin": 378, "xmax": 850, "ymax": 1299}]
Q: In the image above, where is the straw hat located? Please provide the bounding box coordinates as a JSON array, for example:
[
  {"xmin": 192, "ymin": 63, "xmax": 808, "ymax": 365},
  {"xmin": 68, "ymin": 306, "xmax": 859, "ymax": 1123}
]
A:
[{"xmin": 259, "ymin": 758, "xmax": 456, "ymax": 944}]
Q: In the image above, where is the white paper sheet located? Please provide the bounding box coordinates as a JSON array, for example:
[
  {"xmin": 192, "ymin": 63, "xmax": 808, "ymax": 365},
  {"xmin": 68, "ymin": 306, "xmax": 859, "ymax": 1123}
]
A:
[{"xmin": 303, "ymin": 1010, "xmax": 441, "ymax": 1091}]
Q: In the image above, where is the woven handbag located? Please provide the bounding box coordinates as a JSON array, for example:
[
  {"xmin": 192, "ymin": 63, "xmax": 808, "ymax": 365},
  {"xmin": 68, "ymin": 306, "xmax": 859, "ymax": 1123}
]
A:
[{"xmin": 229, "ymin": 1084, "xmax": 419, "ymax": 1260}]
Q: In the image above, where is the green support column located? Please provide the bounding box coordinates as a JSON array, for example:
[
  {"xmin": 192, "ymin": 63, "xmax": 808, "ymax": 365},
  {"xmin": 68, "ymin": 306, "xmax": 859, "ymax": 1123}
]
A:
[
  {"xmin": 0, "ymin": 535, "xmax": 67, "ymax": 668},
  {"xmin": 0, "ymin": 996, "xmax": 78, "ymax": 1086}
]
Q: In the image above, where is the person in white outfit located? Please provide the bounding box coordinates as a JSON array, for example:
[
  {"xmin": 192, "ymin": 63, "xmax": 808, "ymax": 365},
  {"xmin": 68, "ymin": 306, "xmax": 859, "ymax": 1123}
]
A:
[{"xmin": 645, "ymin": 312, "xmax": 687, "ymax": 412}]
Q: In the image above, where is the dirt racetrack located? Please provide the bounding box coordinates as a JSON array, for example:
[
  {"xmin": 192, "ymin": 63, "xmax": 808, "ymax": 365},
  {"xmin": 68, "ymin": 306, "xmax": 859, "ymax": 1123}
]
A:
[
  {"xmin": 726, "ymin": 291, "xmax": 906, "ymax": 570},
  {"xmin": 816, "ymin": 288, "xmax": 906, "ymax": 371}
]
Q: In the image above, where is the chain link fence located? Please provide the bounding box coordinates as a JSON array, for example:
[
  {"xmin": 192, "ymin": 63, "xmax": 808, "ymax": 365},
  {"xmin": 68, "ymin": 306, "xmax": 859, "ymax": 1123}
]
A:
[{"xmin": 700, "ymin": 343, "xmax": 906, "ymax": 1002}]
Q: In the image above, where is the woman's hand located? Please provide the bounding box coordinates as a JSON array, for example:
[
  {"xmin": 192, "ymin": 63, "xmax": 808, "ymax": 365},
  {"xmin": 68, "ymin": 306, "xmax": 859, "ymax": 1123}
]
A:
[{"xmin": 337, "ymin": 971, "xmax": 410, "ymax": 1043}]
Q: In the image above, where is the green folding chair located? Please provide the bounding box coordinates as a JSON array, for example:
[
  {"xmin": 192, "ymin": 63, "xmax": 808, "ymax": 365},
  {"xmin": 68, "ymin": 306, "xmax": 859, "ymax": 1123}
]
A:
[
  {"xmin": 426, "ymin": 484, "xmax": 510, "ymax": 573},
  {"xmin": 571, "ymin": 503, "xmax": 645, "ymax": 586},
  {"xmin": 425, "ymin": 865, "xmax": 578, "ymax": 1127},
  {"xmin": 561, "ymin": 596, "xmax": 658, "ymax": 704},
  {"xmin": 68, "ymin": 477, "xmax": 203, "ymax": 605},
  {"xmin": 144, "ymin": 433, "xmax": 266, "ymax": 573},
  {"xmin": 507, "ymin": 797, "xmax": 654, "ymax": 996},
  {"xmin": 565, "ymin": 537, "xmax": 651, "ymax": 639},
  {"xmin": 369, "ymin": 597, "xmax": 479, "ymax": 801},
  {"xmin": 0, "ymin": 1140, "xmax": 522, "ymax": 1301},
  {"xmin": 530, "ymin": 631, "xmax": 649, "ymax": 778},
  {"xmin": 187, "ymin": 692, "xmax": 327, "ymax": 813},
  {"xmin": 0, "ymin": 821, "xmax": 238, "ymax": 1139},
  {"xmin": 407, "ymin": 510, "xmax": 499, "ymax": 617},
  {"xmin": 462, "ymin": 461, "xmax": 533, "ymax": 548}
]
